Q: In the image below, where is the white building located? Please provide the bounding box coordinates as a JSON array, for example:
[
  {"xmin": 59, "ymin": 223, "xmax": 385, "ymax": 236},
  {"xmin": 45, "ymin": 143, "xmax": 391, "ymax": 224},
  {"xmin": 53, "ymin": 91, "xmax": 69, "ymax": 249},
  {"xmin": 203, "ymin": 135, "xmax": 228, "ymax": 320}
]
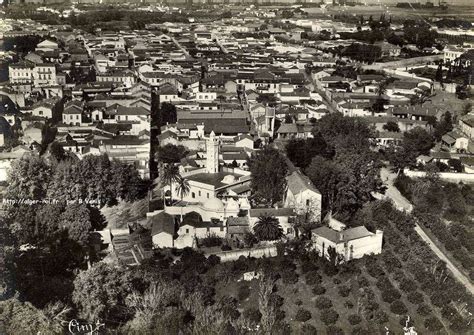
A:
[
  {"xmin": 443, "ymin": 46, "xmax": 468, "ymax": 63},
  {"xmin": 284, "ymin": 170, "xmax": 322, "ymax": 222},
  {"xmin": 9, "ymin": 61, "xmax": 57, "ymax": 86},
  {"xmin": 312, "ymin": 225, "xmax": 383, "ymax": 262}
]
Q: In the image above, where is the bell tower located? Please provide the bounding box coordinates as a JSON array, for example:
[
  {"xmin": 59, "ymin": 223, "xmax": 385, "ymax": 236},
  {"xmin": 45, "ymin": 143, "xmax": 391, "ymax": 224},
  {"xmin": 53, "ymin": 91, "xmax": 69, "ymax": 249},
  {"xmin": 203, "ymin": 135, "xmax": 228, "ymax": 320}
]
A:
[{"xmin": 206, "ymin": 131, "xmax": 219, "ymax": 173}]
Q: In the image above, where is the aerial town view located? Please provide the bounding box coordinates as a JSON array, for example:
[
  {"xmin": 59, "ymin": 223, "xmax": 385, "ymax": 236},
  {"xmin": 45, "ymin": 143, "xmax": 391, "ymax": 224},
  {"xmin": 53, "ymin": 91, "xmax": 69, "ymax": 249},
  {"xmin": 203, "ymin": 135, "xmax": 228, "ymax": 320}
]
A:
[{"xmin": 0, "ymin": 0, "xmax": 472, "ymax": 334}]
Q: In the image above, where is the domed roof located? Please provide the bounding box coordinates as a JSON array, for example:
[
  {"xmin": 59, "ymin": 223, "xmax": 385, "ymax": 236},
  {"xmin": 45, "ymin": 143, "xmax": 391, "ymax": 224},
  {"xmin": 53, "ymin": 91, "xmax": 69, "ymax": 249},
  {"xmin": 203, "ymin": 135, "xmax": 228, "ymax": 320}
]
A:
[
  {"xmin": 203, "ymin": 198, "xmax": 225, "ymax": 211},
  {"xmin": 221, "ymin": 175, "xmax": 237, "ymax": 184},
  {"xmin": 225, "ymin": 198, "xmax": 239, "ymax": 211}
]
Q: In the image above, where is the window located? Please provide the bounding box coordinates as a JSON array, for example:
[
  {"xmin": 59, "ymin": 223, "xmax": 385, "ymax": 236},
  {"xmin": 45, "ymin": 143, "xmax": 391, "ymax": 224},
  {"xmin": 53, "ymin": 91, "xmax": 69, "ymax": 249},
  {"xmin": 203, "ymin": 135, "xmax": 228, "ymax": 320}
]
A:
[
  {"xmin": 287, "ymin": 228, "xmax": 293, "ymax": 234},
  {"xmin": 38, "ymin": 110, "xmax": 43, "ymax": 115},
  {"xmin": 185, "ymin": 228, "xmax": 189, "ymax": 234},
  {"xmin": 192, "ymin": 192, "xmax": 195, "ymax": 198},
  {"xmin": 220, "ymin": 227, "xmax": 224, "ymax": 232},
  {"xmin": 207, "ymin": 193, "xmax": 209, "ymax": 199},
  {"xmin": 306, "ymin": 199, "xmax": 310, "ymax": 206},
  {"xmin": 198, "ymin": 191, "xmax": 201, "ymax": 196}
]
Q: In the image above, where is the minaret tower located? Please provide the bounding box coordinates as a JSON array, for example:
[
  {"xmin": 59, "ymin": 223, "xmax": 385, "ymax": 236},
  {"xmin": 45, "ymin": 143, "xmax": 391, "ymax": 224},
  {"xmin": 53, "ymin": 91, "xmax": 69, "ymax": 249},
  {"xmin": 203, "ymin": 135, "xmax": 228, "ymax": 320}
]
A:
[{"xmin": 206, "ymin": 131, "xmax": 219, "ymax": 173}]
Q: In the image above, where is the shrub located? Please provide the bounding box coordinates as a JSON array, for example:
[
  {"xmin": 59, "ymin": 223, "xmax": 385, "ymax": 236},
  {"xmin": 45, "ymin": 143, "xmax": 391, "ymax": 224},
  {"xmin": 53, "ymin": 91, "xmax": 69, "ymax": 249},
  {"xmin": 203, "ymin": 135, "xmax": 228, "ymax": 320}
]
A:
[
  {"xmin": 312, "ymin": 284, "xmax": 326, "ymax": 295},
  {"xmin": 430, "ymin": 291, "xmax": 451, "ymax": 307},
  {"xmin": 351, "ymin": 326, "xmax": 367, "ymax": 335},
  {"xmin": 382, "ymin": 287, "xmax": 402, "ymax": 303},
  {"xmin": 348, "ymin": 314, "xmax": 362, "ymax": 325},
  {"xmin": 295, "ymin": 308, "xmax": 312, "ymax": 322},
  {"xmin": 407, "ymin": 291, "xmax": 424, "ymax": 304},
  {"xmin": 221, "ymin": 244, "xmax": 232, "ymax": 251},
  {"xmin": 301, "ymin": 260, "xmax": 318, "ymax": 274},
  {"xmin": 333, "ymin": 277, "xmax": 341, "ymax": 285},
  {"xmin": 376, "ymin": 277, "xmax": 393, "ymax": 291},
  {"xmin": 392, "ymin": 269, "xmax": 407, "ymax": 283},
  {"xmin": 320, "ymin": 309, "xmax": 339, "ymax": 325},
  {"xmin": 243, "ymin": 232, "xmax": 258, "ymax": 248},
  {"xmin": 199, "ymin": 234, "xmax": 222, "ymax": 247},
  {"xmin": 449, "ymin": 312, "xmax": 469, "ymax": 333},
  {"xmin": 270, "ymin": 294, "xmax": 284, "ymax": 309},
  {"xmin": 399, "ymin": 278, "xmax": 417, "ymax": 292},
  {"xmin": 326, "ymin": 325, "xmax": 344, "ymax": 335},
  {"xmin": 424, "ymin": 316, "xmax": 444, "ymax": 332},
  {"xmin": 300, "ymin": 323, "xmax": 317, "ymax": 335},
  {"xmin": 338, "ymin": 285, "xmax": 351, "ymax": 297},
  {"xmin": 281, "ymin": 270, "xmax": 299, "ymax": 285},
  {"xmin": 390, "ymin": 300, "xmax": 408, "ymax": 315},
  {"xmin": 358, "ymin": 276, "xmax": 369, "ymax": 288},
  {"xmin": 237, "ymin": 284, "xmax": 250, "ymax": 301},
  {"xmin": 366, "ymin": 263, "xmax": 385, "ymax": 279},
  {"xmin": 276, "ymin": 309, "xmax": 286, "ymax": 322},
  {"xmin": 243, "ymin": 307, "xmax": 261, "ymax": 324},
  {"xmin": 417, "ymin": 304, "xmax": 431, "ymax": 316},
  {"xmin": 305, "ymin": 271, "xmax": 322, "ymax": 285},
  {"xmin": 441, "ymin": 305, "xmax": 458, "ymax": 322},
  {"xmin": 315, "ymin": 296, "xmax": 332, "ymax": 309},
  {"xmin": 374, "ymin": 310, "xmax": 388, "ymax": 324},
  {"xmin": 295, "ymin": 299, "xmax": 303, "ymax": 306}
]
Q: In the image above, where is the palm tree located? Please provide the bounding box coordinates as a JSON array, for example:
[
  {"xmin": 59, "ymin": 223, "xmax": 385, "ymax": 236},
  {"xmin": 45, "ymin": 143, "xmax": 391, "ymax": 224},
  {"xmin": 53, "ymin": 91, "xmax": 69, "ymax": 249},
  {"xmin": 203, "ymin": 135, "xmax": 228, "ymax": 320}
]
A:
[
  {"xmin": 175, "ymin": 176, "xmax": 190, "ymax": 221},
  {"xmin": 162, "ymin": 163, "xmax": 180, "ymax": 206},
  {"xmin": 253, "ymin": 216, "xmax": 283, "ymax": 241}
]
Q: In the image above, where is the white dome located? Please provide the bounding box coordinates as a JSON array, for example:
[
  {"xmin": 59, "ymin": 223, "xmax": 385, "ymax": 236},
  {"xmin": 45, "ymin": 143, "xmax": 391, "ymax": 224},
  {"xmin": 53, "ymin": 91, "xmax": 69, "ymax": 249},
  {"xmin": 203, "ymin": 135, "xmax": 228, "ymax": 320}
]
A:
[
  {"xmin": 221, "ymin": 175, "xmax": 237, "ymax": 184},
  {"xmin": 203, "ymin": 198, "xmax": 225, "ymax": 211},
  {"xmin": 226, "ymin": 198, "xmax": 239, "ymax": 211}
]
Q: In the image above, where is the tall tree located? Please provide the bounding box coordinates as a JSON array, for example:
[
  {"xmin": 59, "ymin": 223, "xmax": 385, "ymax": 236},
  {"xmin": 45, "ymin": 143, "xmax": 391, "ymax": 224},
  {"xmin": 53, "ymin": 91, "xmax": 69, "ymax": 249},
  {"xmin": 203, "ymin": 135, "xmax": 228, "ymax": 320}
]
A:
[
  {"xmin": 162, "ymin": 164, "xmax": 181, "ymax": 205},
  {"xmin": 285, "ymin": 133, "xmax": 332, "ymax": 169},
  {"xmin": 155, "ymin": 144, "xmax": 189, "ymax": 164},
  {"xmin": 59, "ymin": 204, "xmax": 92, "ymax": 248},
  {"xmin": 388, "ymin": 127, "xmax": 434, "ymax": 170},
  {"xmin": 73, "ymin": 263, "xmax": 135, "ymax": 322},
  {"xmin": 6, "ymin": 155, "xmax": 51, "ymax": 200},
  {"xmin": 159, "ymin": 102, "xmax": 177, "ymax": 126},
  {"xmin": 433, "ymin": 111, "xmax": 453, "ymax": 141},
  {"xmin": 248, "ymin": 146, "xmax": 288, "ymax": 206}
]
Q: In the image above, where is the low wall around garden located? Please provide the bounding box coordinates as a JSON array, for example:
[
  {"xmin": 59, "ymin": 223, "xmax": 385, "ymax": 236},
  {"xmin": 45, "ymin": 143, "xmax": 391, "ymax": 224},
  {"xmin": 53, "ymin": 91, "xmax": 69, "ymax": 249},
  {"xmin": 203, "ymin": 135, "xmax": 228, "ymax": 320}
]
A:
[
  {"xmin": 403, "ymin": 169, "xmax": 474, "ymax": 183},
  {"xmin": 206, "ymin": 245, "xmax": 278, "ymax": 263}
]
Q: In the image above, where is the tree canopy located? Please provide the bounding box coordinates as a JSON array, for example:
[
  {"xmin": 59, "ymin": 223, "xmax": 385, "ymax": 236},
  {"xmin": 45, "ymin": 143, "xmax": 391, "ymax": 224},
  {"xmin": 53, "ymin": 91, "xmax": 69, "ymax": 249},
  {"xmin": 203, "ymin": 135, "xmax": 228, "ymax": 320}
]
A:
[
  {"xmin": 156, "ymin": 144, "xmax": 189, "ymax": 164},
  {"xmin": 248, "ymin": 146, "xmax": 288, "ymax": 206},
  {"xmin": 287, "ymin": 113, "xmax": 383, "ymax": 220}
]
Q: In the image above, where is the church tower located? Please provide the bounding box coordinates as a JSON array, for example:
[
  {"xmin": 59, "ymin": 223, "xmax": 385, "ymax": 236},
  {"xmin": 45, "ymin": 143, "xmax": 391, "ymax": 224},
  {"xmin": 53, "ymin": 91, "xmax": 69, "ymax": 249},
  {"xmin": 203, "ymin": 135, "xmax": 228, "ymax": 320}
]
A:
[{"xmin": 206, "ymin": 131, "xmax": 219, "ymax": 173}]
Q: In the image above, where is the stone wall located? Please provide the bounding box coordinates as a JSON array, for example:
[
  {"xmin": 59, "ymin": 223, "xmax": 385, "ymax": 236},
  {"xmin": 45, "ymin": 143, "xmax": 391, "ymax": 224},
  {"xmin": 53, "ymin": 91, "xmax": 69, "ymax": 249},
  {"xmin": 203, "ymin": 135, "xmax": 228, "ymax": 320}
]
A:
[
  {"xmin": 205, "ymin": 245, "xmax": 278, "ymax": 263},
  {"xmin": 404, "ymin": 169, "xmax": 474, "ymax": 183}
]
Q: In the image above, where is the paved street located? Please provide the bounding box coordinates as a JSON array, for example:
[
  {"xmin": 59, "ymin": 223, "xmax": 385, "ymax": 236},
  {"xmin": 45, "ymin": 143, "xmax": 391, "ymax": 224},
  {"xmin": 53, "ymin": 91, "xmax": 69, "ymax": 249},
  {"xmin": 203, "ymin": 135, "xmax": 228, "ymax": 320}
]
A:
[{"xmin": 381, "ymin": 168, "xmax": 474, "ymax": 295}]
